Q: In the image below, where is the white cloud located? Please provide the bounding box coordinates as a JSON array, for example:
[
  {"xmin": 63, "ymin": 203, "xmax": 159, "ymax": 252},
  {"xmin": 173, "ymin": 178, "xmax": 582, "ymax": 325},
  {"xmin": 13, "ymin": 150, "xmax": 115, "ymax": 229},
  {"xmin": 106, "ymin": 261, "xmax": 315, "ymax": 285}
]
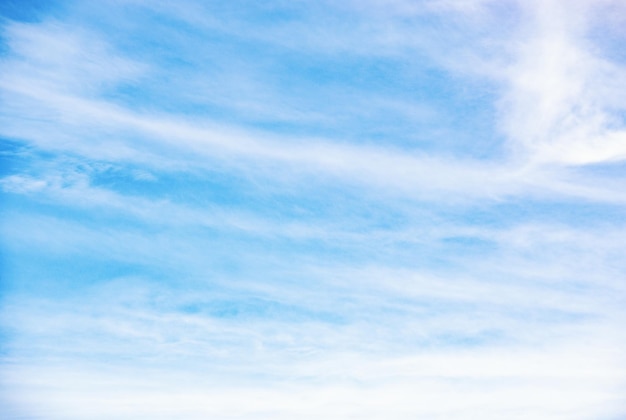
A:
[
  {"xmin": 2, "ymin": 328, "xmax": 624, "ymax": 419},
  {"xmin": 499, "ymin": 0, "xmax": 626, "ymax": 166},
  {"xmin": 0, "ymin": 175, "xmax": 48, "ymax": 193},
  {"xmin": 2, "ymin": 20, "xmax": 147, "ymax": 94}
]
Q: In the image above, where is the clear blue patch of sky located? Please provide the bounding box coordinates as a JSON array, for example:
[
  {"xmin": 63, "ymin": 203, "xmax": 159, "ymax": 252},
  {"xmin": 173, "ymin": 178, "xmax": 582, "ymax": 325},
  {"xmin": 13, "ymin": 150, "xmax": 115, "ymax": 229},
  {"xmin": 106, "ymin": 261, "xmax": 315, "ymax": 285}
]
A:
[
  {"xmin": 0, "ymin": 236, "xmax": 169, "ymax": 296},
  {"xmin": 178, "ymin": 297, "xmax": 345, "ymax": 324},
  {"xmin": 0, "ymin": 138, "xmax": 28, "ymax": 177},
  {"xmin": 0, "ymin": 0, "xmax": 64, "ymax": 23}
]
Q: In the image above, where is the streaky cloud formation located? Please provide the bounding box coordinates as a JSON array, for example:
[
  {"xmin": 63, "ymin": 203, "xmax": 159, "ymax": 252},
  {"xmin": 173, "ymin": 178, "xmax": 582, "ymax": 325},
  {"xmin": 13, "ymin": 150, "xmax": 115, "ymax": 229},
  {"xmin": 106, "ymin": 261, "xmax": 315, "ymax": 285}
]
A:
[{"xmin": 1, "ymin": 0, "xmax": 626, "ymax": 419}]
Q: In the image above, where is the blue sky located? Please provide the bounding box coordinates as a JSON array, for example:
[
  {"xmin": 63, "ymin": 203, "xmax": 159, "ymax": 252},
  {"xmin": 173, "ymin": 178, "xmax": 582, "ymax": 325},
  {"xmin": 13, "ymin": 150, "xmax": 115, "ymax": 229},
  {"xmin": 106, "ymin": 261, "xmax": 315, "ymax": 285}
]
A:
[{"xmin": 1, "ymin": 0, "xmax": 626, "ymax": 418}]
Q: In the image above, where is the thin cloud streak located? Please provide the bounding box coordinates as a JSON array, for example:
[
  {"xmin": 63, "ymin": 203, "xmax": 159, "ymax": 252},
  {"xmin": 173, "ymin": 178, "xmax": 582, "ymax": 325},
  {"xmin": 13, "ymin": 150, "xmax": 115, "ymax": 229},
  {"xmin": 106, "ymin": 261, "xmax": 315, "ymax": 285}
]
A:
[{"xmin": 4, "ymin": 80, "xmax": 626, "ymax": 204}]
